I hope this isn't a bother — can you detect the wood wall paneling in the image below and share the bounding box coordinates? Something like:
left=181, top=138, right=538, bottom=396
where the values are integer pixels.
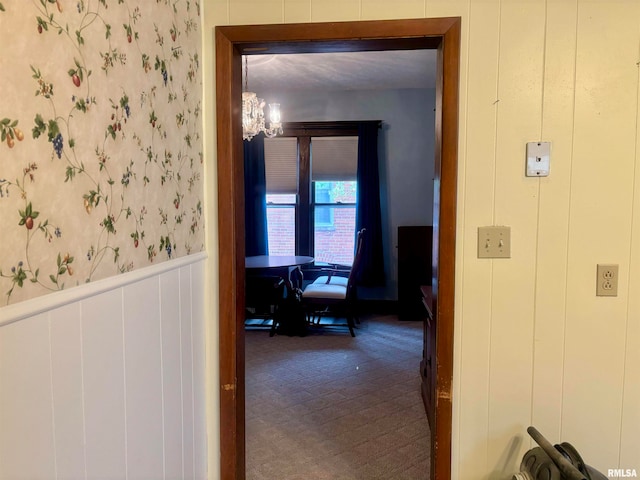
left=455, top=0, right=499, bottom=477
left=425, top=0, right=469, bottom=20
left=361, top=0, right=425, bottom=20
left=284, top=0, right=312, bottom=23
left=562, top=1, right=639, bottom=469
left=311, top=0, right=360, bottom=22
left=620, top=47, right=640, bottom=466
left=486, top=0, right=546, bottom=474
left=621, top=247, right=640, bottom=468
left=207, top=0, right=230, bottom=26
left=530, top=0, right=578, bottom=446
left=230, top=0, right=285, bottom=25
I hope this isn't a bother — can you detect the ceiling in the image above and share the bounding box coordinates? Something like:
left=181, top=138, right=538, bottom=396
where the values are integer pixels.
left=244, top=49, right=437, bottom=93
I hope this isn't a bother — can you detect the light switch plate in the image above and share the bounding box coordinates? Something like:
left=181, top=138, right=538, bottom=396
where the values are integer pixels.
left=478, top=226, right=511, bottom=258
left=526, top=141, right=551, bottom=177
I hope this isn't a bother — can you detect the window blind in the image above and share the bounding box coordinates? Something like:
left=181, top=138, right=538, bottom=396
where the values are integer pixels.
left=311, top=136, right=358, bottom=181
left=264, top=137, right=298, bottom=194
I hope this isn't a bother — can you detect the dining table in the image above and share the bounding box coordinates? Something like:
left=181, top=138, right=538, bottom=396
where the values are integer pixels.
left=245, top=255, right=315, bottom=270
left=245, top=255, right=314, bottom=291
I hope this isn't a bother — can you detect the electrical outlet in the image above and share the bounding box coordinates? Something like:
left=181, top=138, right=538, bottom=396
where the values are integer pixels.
left=596, top=264, right=619, bottom=297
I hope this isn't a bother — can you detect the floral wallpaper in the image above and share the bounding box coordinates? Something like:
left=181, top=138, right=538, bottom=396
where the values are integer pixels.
left=0, top=0, right=203, bottom=305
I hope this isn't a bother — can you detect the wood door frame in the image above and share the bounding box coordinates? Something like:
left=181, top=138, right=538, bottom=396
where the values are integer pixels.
left=215, top=17, right=460, bottom=480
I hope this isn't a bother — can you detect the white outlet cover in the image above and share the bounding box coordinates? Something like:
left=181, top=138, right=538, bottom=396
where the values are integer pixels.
left=526, top=142, right=551, bottom=177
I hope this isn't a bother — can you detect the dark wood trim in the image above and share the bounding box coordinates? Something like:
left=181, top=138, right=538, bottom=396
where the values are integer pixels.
left=215, top=28, right=246, bottom=480
left=215, top=17, right=461, bottom=480
left=217, top=17, right=457, bottom=50
left=281, top=120, right=380, bottom=137
left=297, top=136, right=311, bottom=255
left=430, top=18, right=461, bottom=480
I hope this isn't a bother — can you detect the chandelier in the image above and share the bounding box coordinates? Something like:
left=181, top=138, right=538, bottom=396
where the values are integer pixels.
left=242, top=56, right=283, bottom=141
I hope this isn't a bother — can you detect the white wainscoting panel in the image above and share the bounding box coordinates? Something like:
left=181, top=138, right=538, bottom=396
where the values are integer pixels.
left=0, top=313, right=56, bottom=480
left=0, top=253, right=207, bottom=480
left=180, top=265, right=195, bottom=479
left=124, top=278, right=164, bottom=480
left=50, top=302, right=86, bottom=479
left=191, top=261, right=207, bottom=479
left=161, top=270, right=184, bottom=478
left=83, top=288, right=127, bottom=479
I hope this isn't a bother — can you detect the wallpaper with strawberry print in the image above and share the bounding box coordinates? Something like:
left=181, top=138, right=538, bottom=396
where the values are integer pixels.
left=0, top=0, right=204, bottom=305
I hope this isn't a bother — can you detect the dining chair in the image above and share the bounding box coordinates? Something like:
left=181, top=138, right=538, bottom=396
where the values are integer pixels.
left=245, top=274, right=285, bottom=335
left=300, top=228, right=366, bottom=336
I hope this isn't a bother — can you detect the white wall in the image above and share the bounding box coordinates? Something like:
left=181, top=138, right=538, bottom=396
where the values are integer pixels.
left=204, top=1, right=640, bottom=478
left=264, top=88, right=436, bottom=300
left=0, top=254, right=207, bottom=479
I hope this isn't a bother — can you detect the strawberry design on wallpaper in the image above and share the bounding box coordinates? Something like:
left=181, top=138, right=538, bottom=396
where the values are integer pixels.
left=0, top=167, right=67, bottom=301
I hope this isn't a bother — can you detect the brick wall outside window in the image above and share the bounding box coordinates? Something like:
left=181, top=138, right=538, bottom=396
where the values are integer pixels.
left=267, top=182, right=356, bottom=264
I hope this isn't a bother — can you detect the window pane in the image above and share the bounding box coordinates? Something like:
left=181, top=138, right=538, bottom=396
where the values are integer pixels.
left=266, top=193, right=295, bottom=256
left=313, top=181, right=357, bottom=203
left=314, top=205, right=356, bottom=265
left=312, top=182, right=357, bottom=264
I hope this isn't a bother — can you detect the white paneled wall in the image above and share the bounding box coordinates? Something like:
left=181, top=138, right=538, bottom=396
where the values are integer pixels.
left=0, top=254, right=207, bottom=479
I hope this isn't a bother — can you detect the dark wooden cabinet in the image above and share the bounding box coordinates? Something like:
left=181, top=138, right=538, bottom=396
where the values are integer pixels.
left=397, top=226, right=433, bottom=320
left=397, top=226, right=435, bottom=427
left=420, top=285, right=435, bottom=430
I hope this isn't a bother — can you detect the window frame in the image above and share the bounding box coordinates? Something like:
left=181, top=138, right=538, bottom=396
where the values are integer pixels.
left=267, top=121, right=363, bottom=258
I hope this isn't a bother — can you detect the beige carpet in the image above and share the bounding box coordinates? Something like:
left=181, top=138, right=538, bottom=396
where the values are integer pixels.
left=245, top=315, right=431, bottom=479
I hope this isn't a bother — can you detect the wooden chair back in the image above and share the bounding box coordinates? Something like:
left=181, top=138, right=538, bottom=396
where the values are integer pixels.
left=346, top=228, right=366, bottom=298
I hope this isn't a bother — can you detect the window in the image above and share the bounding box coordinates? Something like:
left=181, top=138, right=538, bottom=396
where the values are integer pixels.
left=264, top=137, right=297, bottom=256
left=264, top=123, right=360, bottom=264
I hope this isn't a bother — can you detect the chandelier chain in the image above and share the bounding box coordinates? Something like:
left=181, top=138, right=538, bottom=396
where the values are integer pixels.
left=244, top=56, right=248, bottom=93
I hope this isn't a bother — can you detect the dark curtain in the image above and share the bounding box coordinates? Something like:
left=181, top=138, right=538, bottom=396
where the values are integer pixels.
left=244, top=133, right=269, bottom=256
left=355, top=122, right=385, bottom=286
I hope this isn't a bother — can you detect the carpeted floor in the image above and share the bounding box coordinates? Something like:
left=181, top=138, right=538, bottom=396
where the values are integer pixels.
left=245, top=314, right=431, bottom=479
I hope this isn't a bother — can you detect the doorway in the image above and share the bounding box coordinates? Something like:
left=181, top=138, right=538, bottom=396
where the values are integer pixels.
left=215, top=17, right=460, bottom=480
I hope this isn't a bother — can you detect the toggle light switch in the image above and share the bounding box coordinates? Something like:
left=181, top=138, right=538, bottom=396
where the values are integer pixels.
left=478, top=226, right=511, bottom=258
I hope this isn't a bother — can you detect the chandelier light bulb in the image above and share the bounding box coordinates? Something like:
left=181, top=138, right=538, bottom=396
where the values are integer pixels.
left=269, top=103, right=281, bottom=124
